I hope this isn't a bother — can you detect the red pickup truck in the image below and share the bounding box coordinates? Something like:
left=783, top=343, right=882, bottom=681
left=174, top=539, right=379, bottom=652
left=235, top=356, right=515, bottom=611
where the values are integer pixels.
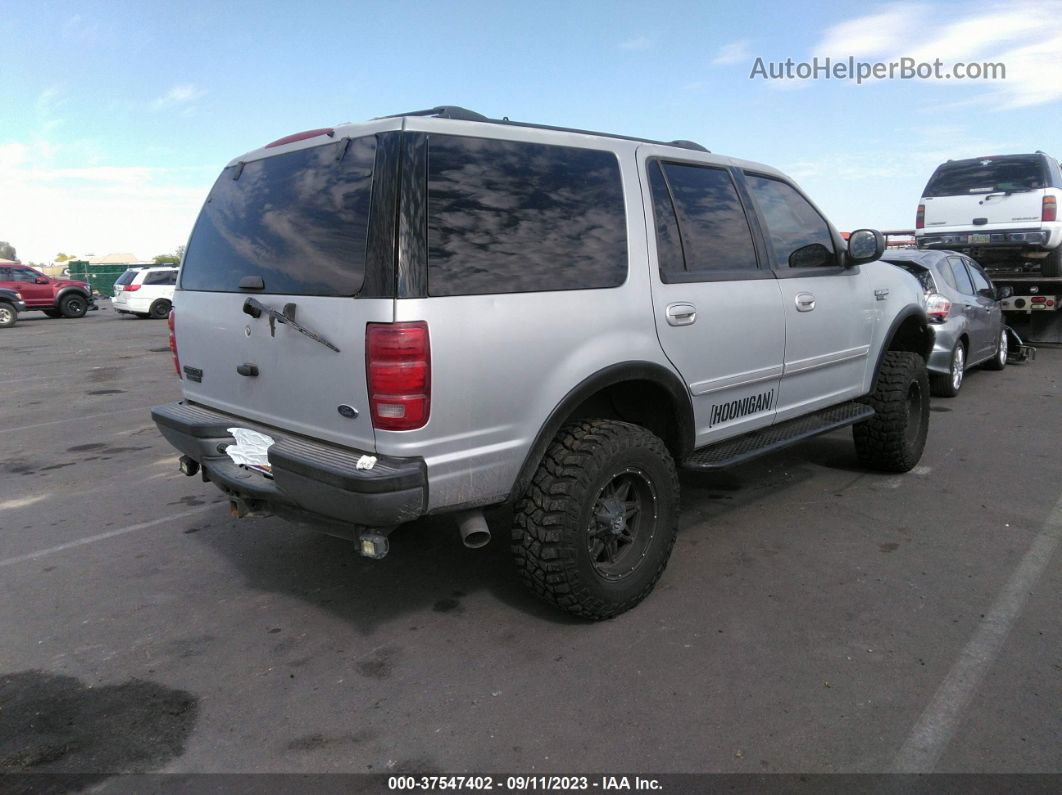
left=0, top=264, right=96, bottom=318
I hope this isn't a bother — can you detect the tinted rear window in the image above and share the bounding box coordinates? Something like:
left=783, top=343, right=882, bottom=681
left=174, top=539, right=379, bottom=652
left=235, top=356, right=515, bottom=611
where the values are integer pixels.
left=426, top=136, right=627, bottom=296
left=115, top=270, right=139, bottom=285
left=923, top=156, right=1046, bottom=196
left=180, top=136, right=377, bottom=295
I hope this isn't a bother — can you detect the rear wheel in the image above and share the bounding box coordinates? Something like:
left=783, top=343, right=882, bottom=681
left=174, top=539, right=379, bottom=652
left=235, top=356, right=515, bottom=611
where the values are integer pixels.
left=853, top=351, right=930, bottom=473
left=148, top=299, right=171, bottom=319
left=930, top=341, right=965, bottom=397
left=0, top=302, right=16, bottom=328
left=982, top=329, right=1008, bottom=371
left=511, top=419, right=680, bottom=620
left=59, top=293, right=88, bottom=318
left=1042, top=247, right=1062, bottom=278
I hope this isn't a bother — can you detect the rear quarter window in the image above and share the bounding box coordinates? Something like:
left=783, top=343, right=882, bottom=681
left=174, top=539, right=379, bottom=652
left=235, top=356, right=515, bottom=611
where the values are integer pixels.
left=425, top=136, right=628, bottom=296
left=142, top=270, right=178, bottom=286
left=180, top=136, right=377, bottom=296
left=115, top=270, right=139, bottom=286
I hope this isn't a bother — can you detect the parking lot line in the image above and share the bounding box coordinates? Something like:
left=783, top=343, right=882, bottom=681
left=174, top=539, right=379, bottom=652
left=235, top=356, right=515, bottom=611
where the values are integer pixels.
left=4, top=406, right=149, bottom=433
left=891, top=491, right=1062, bottom=773
left=0, top=505, right=216, bottom=569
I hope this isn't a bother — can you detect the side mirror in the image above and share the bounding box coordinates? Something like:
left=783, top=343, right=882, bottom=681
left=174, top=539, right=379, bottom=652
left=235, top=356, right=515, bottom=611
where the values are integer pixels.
left=846, top=229, right=885, bottom=265
left=995, top=285, right=1014, bottom=300
left=788, top=243, right=834, bottom=269
left=34, top=277, right=49, bottom=284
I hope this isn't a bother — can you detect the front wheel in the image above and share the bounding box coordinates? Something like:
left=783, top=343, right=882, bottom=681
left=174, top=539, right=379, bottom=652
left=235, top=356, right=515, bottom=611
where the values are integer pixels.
left=511, top=419, right=680, bottom=620
left=59, top=294, right=88, bottom=318
left=43, top=309, right=62, bottom=319
left=0, top=302, right=17, bottom=328
left=982, top=329, right=1008, bottom=371
left=853, top=351, right=930, bottom=473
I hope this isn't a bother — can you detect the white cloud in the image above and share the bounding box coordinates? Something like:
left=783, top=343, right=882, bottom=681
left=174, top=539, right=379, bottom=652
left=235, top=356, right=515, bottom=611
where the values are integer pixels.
left=151, top=83, right=207, bottom=110
left=0, top=138, right=211, bottom=263
left=811, top=1, right=1062, bottom=109
left=712, top=39, right=752, bottom=65
left=620, top=35, right=655, bottom=51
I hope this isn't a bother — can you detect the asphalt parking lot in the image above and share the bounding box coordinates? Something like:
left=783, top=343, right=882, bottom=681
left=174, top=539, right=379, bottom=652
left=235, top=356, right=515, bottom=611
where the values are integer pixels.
left=1, top=303, right=1059, bottom=778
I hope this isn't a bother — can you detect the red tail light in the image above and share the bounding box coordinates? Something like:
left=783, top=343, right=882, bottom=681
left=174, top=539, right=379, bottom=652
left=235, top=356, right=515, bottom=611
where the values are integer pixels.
left=1031, top=296, right=1047, bottom=304
left=124, top=284, right=141, bottom=292
left=168, top=310, right=181, bottom=378
left=1043, top=196, right=1057, bottom=222
left=915, top=204, right=925, bottom=230
left=366, top=322, right=430, bottom=431
left=926, top=293, right=951, bottom=322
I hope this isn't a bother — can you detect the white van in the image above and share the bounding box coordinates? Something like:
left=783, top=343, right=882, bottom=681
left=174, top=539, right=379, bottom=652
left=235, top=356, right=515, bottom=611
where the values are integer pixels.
left=112, top=266, right=178, bottom=318
left=915, top=153, right=1062, bottom=276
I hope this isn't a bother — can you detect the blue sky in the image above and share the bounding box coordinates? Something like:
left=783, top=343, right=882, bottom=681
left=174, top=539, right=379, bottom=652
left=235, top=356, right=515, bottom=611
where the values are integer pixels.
left=2, top=0, right=1060, bottom=263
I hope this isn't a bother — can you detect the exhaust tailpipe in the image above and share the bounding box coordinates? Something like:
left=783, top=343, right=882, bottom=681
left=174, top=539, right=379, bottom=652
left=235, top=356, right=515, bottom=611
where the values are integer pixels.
left=457, top=510, right=491, bottom=549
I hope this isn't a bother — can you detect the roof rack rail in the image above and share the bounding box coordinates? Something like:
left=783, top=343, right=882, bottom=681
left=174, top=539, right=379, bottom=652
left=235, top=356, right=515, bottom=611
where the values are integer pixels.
left=377, top=106, right=709, bottom=153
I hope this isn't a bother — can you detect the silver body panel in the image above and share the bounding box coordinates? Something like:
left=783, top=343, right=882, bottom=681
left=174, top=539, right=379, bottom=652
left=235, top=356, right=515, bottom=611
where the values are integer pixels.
left=172, top=114, right=926, bottom=521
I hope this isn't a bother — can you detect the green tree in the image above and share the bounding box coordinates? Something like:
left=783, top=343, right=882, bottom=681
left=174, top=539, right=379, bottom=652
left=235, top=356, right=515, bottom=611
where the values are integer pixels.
left=0, top=241, right=16, bottom=261
left=154, top=245, right=185, bottom=265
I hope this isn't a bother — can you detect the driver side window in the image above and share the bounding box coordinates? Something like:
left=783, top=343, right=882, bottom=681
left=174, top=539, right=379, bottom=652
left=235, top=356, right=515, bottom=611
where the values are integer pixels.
left=12, top=269, right=37, bottom=283
left=745, top=174, right=836, bottom=268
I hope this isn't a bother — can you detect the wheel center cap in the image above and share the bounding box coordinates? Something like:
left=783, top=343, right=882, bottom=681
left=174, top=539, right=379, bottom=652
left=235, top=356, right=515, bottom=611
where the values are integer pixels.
left=600, top=497, right=626, bottom=535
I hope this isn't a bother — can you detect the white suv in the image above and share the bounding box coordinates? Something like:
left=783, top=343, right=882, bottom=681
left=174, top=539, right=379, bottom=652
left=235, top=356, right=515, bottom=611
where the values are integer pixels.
left=916, top=152, right=1062, bottom=276
left=113, top=266, right=178, bottom=318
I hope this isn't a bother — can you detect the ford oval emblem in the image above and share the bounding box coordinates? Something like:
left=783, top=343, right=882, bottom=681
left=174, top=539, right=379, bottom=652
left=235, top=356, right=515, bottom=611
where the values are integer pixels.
left=337, top=404, right=359, bottom=419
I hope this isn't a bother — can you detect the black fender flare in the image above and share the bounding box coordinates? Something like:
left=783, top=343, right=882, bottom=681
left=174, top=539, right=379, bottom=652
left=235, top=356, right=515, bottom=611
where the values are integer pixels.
left=507, top=361, right=694, bottom=503
left=870, top=305, right=933, bottom=392
left=55, top=286, right=91, bottom=306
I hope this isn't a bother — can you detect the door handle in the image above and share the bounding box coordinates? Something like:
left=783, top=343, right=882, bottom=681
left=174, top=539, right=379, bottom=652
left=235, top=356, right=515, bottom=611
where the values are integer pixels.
left=665, top=303, right=697, bottom=326
left=795, top=292, right=816, bottom=312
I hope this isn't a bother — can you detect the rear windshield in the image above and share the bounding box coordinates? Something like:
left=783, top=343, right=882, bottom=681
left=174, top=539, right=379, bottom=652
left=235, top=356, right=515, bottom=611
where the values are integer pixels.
left=115, top=270, right=139, bottom=286
left=884, top=260, right=935, bottom=293
left=180, top=136, right=377, bottom=295
left=923, top=156, right=1046, bottom=197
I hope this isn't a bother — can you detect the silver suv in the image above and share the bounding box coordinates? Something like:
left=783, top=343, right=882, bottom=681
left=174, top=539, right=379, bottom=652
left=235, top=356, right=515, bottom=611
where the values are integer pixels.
left=153, top=106, right=932, bottom=619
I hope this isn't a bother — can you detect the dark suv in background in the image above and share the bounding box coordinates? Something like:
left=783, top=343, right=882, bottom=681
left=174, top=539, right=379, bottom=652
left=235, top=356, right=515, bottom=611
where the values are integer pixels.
left=0, top=264, right=96, bottom=318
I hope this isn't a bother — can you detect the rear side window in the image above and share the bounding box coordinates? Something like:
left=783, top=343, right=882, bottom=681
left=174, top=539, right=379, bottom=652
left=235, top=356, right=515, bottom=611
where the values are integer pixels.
left=948, top=257, right=975, bottom=294
left=923, top=156, right=1047, bottom=196
left=115, top=270, right=139, bottom=286
left=649, top=161, right=758, bottom=277
left=745, top=175, right=836, bottom=269
left=426, top=136, right=627, bottom=296
left=181, top=136, right=377, bottom=295
left=935, top=259, right=957, bottom=289
left=143, top=270, right=178, bottom=286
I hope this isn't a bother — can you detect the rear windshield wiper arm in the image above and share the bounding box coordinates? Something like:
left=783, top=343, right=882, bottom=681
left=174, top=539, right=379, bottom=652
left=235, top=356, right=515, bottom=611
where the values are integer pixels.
left=242, top=297, right=340, bottom=353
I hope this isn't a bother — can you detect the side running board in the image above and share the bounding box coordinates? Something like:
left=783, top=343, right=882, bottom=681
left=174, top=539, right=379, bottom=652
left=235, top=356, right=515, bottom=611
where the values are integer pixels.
left=683, top=401, right=875, bottom=471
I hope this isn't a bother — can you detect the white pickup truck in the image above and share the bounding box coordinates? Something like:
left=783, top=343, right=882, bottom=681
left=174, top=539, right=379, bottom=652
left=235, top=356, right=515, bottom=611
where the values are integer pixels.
left=916, top=152, right=1062, bottom=342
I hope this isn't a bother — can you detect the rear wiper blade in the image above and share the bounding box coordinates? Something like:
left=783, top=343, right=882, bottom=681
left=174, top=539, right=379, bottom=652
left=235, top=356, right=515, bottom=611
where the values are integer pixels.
left=242, top=297, right=340, bottom=353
